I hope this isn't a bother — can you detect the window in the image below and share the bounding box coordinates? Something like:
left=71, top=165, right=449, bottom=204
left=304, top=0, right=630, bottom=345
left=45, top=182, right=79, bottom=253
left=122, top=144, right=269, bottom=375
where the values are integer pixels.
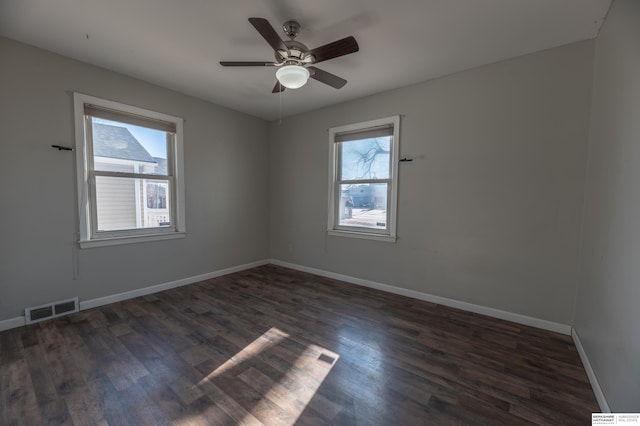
left=146, top=182, right=167, bottom=209
left=328, top=115, right=400, bottom=242
left=74, top=93, right=186, bottom=247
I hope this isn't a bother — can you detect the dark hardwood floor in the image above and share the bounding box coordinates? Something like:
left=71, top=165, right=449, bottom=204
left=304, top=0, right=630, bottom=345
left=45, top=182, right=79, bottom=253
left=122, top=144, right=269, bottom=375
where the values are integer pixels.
left=1, top=264, right=598, bottom=425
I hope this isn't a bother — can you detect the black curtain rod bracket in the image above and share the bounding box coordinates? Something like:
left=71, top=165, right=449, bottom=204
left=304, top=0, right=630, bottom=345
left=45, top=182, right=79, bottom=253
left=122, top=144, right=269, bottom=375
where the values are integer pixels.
left=52, top=145, right=74, bottom=151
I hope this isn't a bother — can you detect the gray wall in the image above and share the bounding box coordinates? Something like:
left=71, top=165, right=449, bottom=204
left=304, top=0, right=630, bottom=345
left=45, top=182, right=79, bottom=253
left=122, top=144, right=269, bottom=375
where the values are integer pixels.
left=0, top=37, right=270, bottom=322
left=269, top=41, right=594, bottom=325
left=575, top=0, right=640, bottom=412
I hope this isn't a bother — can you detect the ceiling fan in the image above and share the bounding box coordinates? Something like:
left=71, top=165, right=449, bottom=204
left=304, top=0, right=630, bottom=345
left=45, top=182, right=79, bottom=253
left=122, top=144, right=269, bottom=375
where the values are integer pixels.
left=220, top=18, right=359, bottom=93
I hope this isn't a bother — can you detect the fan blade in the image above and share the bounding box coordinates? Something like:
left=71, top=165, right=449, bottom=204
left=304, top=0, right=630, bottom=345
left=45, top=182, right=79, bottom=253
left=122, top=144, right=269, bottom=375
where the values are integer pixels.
left=220, top=61, right=279, bottom=67
left=308, top=66, right=347, bottom=89
left=249, top=18, right=288, bottom=53
left=272, top=81, right=286, bottom=93
left=307, top=36, right=359, bottom=64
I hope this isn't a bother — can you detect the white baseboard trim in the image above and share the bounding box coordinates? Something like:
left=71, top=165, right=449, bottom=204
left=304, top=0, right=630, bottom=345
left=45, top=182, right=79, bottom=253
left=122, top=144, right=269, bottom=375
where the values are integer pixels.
left=80, top=259, right=270, bottom=311
left=0, top=316, right=27, bottom=332
left=0, top=259, right=270, bottom=332
left=270, top=259, right=572, bottom=335
left=571, top=328, right=610, bottom=413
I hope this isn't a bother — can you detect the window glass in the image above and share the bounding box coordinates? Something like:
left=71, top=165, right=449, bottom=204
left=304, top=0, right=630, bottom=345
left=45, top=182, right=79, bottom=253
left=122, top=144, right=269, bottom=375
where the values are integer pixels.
left=92, top=118, right=169, bottom=176
left=340, top=137, right=390, bottom=180
left=94, top=176, right=172, bottom=231
left=338, top=183, right=388, bottom=229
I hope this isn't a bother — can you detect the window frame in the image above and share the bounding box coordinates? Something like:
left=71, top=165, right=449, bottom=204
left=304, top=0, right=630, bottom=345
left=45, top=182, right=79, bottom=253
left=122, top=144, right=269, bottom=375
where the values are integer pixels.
left=327, top=115, right=400, bottom=242
left=74, top=93, right=186, bottom=248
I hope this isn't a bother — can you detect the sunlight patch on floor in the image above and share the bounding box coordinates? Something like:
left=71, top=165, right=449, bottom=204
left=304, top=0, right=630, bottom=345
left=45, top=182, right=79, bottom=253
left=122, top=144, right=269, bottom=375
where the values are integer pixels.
left=191, top=326, right=339, bottom=424
left=245, top=341, right=340, bottom=424
left=199, top=327, right=289, bottom=382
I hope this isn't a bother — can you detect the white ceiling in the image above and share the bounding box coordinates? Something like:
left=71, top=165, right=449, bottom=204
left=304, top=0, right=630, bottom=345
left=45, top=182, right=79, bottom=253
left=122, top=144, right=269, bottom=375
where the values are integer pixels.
left=0, top=0, right=611, bottom=121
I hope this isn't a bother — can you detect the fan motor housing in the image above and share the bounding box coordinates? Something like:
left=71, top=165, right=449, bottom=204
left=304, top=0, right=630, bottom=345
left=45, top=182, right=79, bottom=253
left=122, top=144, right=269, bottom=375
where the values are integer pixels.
left=275, top=40, right=312, bottom=63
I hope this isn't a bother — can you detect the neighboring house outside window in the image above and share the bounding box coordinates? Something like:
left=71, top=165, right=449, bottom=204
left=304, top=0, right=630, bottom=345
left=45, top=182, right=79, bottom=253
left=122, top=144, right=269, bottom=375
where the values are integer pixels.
left=327, top=115, right=400, bottom=242
left=74, top=93, right=185, bottom=247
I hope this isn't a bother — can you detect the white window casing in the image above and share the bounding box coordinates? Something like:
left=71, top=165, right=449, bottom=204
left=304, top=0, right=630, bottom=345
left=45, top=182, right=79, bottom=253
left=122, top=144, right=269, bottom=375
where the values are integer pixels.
left=327, top=115, right=400, bottom=242
left=74, top=93, right=186, bottom=248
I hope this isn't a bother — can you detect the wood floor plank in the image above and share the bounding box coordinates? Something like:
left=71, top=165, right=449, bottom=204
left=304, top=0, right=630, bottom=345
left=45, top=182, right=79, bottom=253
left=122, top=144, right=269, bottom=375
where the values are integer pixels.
left=2, top=347, right=42, bottom=425
left=0, top=264, right=599, bottom=425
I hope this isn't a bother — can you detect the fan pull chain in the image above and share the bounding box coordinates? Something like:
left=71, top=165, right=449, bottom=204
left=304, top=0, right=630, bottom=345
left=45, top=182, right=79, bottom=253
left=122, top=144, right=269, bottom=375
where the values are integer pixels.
left=279, top=82, right=283, bottom=125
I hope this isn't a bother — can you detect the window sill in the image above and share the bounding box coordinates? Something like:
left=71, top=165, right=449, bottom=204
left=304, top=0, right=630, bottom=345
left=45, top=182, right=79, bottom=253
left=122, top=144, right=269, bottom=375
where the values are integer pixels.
left=327, top=229, right=397, bottom=243
left=79, top=231, right=186, bottom=248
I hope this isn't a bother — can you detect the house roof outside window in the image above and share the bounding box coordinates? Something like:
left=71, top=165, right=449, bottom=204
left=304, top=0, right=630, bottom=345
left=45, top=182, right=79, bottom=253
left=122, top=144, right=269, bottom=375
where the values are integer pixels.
left=93, top=123, right=156, bottom=163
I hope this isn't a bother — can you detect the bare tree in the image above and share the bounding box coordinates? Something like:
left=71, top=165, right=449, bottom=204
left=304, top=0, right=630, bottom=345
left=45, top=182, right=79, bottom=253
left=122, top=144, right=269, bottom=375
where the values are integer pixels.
left=353, top=138, right=390, bottom=179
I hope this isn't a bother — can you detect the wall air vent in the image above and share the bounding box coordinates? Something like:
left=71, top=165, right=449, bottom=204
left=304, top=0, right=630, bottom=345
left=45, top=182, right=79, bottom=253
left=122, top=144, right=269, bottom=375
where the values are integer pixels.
left=25, top=297, right=79, bottom=324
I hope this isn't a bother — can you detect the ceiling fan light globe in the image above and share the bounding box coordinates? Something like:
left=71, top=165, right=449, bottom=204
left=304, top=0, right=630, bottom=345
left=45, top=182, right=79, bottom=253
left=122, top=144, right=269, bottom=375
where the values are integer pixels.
left=276, top=65, right=309, bottom=89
